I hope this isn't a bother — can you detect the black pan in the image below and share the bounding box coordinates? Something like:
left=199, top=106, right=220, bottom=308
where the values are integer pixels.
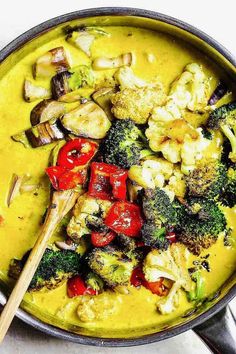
left=0, top=7, right=235, bottom=353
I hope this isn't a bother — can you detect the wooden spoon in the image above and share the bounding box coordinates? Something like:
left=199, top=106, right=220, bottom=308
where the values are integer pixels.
left=0, top=189, right=81, bottom=343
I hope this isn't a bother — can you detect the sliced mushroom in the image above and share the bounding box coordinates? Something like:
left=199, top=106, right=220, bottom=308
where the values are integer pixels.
left=23, top=79, right=51, bottom=102
left=92, top=87, right=116, bottom=120
left=33, top=47, right=70, bottom=79
left=25, top=119, right=65, bottom=147
left=30, top=99, right=66, bottom=126
left=92, top=53, right=132, bottom=70
left=55, top=241, right=77, bottom=251
left=61, top=101, right=111, bottom=139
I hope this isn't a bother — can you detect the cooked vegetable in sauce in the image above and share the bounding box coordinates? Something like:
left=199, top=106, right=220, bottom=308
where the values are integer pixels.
left=0, top=24, right=235, bottom=337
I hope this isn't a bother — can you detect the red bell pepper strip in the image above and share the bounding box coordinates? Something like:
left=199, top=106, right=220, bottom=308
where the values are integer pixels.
left=91, top=230, right=116, bottom=247
left=130, top=267, right=148, bottom=287
left=88, top=162, right=127, bottom=201
left=104, top=201, right=143, bottom=237
left=67, top=275, right=97, bottom=298
left=166, top=231, right=177, bottom=244
left=131, top=267, right=168, bottom=296
left=57, top=138, right=98, bottom=169
left=110, top=169, right=128, bottom=200
left=146, top=278, right=168, bottom=296
left=46, top=165, right=87, bottom=190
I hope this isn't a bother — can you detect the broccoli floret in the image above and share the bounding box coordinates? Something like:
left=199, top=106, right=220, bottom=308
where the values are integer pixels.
left=88, top=247, right=136, bottom=287
left=142, top=188, right=177, bottom=226
left=207, top=101, right=236, bottom=162
left=187, top=268, right=205, bottom=301
left=176, top=197, right=227, bottom=255
left=103, top=119, right=152, bottom=169
left=111, top=86, right=166, bottom=125
left=115, top=233, right=136, bottom=251
left=85, top=272, right=104, bottom=292
left=220, top=167, right=236, bottom=207
left=141, top=188, right=177, bottom=250
left=185, top=161, right=227, bottom=198
left=141, top=223, right=169, bottom=250
left=8, top=248, right=81, bottom=291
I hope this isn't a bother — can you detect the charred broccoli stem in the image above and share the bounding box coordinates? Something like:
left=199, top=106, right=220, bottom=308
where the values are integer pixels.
left=102, top=119, right=152, bottom=169
left=88, top=246, right=136, bottom=287
left=175, top=197, right=227, bottom=255
left=185, top=161, right=227, bottom=198
left=8, top=248, right=81, bottom=291
left=207, top=102, right=236, bottom=162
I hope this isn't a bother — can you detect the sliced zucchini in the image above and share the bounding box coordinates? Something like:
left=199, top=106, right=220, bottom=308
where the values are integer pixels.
left=33, top=47, right=70, bottom=79
left=30, top=99, right=66, bottom=126
left=61, top=101, right=111, bottom=139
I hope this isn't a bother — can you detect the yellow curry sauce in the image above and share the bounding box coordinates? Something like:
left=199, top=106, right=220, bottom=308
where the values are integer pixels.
left=0, top=26, right=235, bottom=337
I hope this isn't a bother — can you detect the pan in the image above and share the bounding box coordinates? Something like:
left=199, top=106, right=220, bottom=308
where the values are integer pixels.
left=0, top=7, right=235, bottom=353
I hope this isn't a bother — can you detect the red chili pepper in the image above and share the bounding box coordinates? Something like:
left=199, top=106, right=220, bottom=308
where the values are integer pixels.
left=130, top=267, right=148, bottom=287
left=130, top=268, right=168, bottom=296
left=166, top=231, right=177, bottom=244
left=110, top=169, right=128, bottom=200
left=88, top=162, right=127, bottom=201
left=104, top=201, right=143, bottom=237
left=67, top=275, right=97, bottom=298
left=46, top=166, right=87, bottom=190
left=57, top=139, right=98, bottom=169
left=91, top=230, right=116, bottom=247
left=146, top=278, right=168, bottom=296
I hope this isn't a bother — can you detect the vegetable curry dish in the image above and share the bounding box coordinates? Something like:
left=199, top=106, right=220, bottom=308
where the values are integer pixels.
left=0, top=24, right=235, bottom=337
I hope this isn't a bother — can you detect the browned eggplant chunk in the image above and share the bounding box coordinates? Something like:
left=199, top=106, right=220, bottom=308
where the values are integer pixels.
left=30, top=99, right=66, bottom=126
left=25, top=120, right=65, bottom=147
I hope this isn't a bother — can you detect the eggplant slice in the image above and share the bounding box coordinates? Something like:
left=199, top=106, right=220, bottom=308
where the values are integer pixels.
left=33, top=46, right=70, bottom=79
left=61, top=101, right=111, bottom=139
left=23, top=79, right=51, bottom=102
left=30, top=99, right=66, bottom=126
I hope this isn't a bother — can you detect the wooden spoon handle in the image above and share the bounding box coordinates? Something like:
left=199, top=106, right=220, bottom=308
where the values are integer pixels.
left=0, top=189, right=79, bottom=343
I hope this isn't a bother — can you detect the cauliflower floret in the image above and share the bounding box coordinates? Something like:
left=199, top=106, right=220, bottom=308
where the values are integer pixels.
left=166, top=166, right=186, bottom=198
left=143, top=244, right=193, bottom=314
left=67, top=193, right=112, bottom=242
left=111, top=85, right=166, bottom=124
left=180, top=129, right=211, bottom=175
left=114, top=66, right=147, bottom=89
left=168, top=62, right=210, bottom=112
left=128, top=157, right=173, bottom=189
left=77, top=293, right=120, bottom=322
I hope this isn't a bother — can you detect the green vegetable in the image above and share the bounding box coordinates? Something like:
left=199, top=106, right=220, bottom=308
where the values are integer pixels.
left=88, top=247, right=136, bottom=287
left=187, top=270, right=205, bottom=301
left=220, top=167, right=236, bottom=207
left=185, top=161, right=227, bottom=198
left=103, top=119, right=152, bottom=169
left=176, top=197, right=227, bottom=255
left=207, top=101, right=236, bottom=162
left=68, top=65, right=94, bottom=91
left=85, top=272, right=104, bottom=292
left=8, top=248, right=81, bottom=291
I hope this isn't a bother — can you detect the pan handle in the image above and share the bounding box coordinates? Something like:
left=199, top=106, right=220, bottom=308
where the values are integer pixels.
left=193, top=306, right=236, bottom=354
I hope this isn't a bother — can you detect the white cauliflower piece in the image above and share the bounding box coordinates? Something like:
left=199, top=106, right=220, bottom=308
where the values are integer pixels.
left=143, top=244, right=193, bottom=314
left=114, top=66, right=147, bottom=89
left=128, top=157, right=173, bottom=189
left=67, top=193, right=112, bottom=242
left=77, top=293, right=120, bottom=322
left=166, top=166, right=186, bottom=198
